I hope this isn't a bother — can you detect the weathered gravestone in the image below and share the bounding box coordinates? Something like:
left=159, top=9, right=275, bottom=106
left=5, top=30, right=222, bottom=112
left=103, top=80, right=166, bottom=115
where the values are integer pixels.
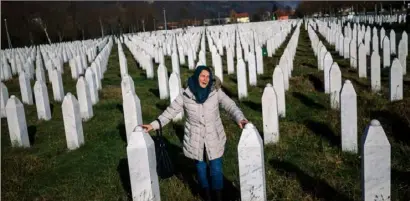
left=76, top=77, right=94, bottom=121
left=121, top=74, right=136, bottom=101
left=401, top=31, right=408, bottom=56
left=127, top=126, right=161, bottom=201
left=256, top=46, right=264, bottom=75
left=361, top=119, right=390, bottom=201
left=85, top=68, right=99, bottom=105
left=398, top=39, right=407, bottom=75
left=19, top=72, right=34, bottom=105
left=157, top=64, right=169, bottom=100
left=215, top=54, right=223, bottom=83
left=344, top=37, right=351, bottom=59
left=365, top=28, right=371, bottom=55
left=237, top=59, right=248, bottom=100
left=380, top=27, right=385, bottom=49
left=146, top=56, right=154, bottom=79
left=34, top=80, right=51, bottom=121
left=358, top=43, right=367, bottom=78
left=6, top=95, right=30, bottom=147
left=329, top=62, right=342, bottom=110
left=350, top=39, right=358, bottom=69
left=123, top=91, right=143, bottom=142
left=340, top=80, right=357, bottom=153
left=227, top=48, right=234, bottom=75
left=390, top=30, right=396, bottom=55
left=62, top=93, right=84, bottom=150
left=51, top=68, right=64, bottom=102
left=339, top=35, right=344, bottom=56
left=371, top=51, right=381, bottom=92
left=169, top=72, right=183, bottom=121
left=91, top=63, right=102, bottom=91
left=187, top=47, right=195, bottom=70
left=35, top=65, right=46, bottom=82
left=171, top=51, right=180, bottom=75
left=262, top=83, right=279, bottom=144
left=1, top=82, right=9, bottom=118
left=323, top=52, right=333, bottom=94
left=272, top=67, right=286, bottom=118
left=248, top=52, right=257, bottom=86
left=238, top=123, right=267, bottom=201
left=372, top=34, right=379, bottom=54
left=179, top=47, right=186, bottom=65
left=389, top=58, right=403, bottom=101
left=383, top=36, right=391, bottom=68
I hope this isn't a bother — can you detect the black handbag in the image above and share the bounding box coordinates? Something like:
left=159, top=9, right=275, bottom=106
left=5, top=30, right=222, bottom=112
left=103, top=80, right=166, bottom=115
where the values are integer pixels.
left=153, top=119, right=174, bottom=179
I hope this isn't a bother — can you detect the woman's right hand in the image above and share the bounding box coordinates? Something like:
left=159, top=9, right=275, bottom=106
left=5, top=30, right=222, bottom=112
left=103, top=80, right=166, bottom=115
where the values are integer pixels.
left=141, top=124, right=154, bottom=133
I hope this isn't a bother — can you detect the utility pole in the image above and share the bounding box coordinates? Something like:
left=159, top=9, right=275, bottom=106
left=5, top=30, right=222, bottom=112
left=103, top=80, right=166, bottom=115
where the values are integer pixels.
left=142, top=19, right=145, bottom=32
left=4, top=19, right=12, bottom=49
left=99, top=17, right=104, bottom=37
left=163, top=8, right=167, bottom=31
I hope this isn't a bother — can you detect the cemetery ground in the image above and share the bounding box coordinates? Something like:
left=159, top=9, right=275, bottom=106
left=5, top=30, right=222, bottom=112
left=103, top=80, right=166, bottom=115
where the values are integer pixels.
left=2, top=24, right=410, bottom=201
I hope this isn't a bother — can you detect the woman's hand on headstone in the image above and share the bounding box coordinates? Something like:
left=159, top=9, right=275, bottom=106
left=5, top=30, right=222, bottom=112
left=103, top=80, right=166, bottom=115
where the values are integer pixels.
left=141, top=124, right=153, bottom=133
left=238, top=119, right=249, bottom=129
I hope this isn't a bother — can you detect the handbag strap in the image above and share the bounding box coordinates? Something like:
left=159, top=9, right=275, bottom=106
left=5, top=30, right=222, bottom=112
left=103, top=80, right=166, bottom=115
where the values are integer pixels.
left=155, top=119, right=163, bottom=137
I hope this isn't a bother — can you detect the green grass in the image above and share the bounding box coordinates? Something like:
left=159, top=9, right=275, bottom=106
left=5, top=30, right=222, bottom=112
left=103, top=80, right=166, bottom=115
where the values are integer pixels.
left=2, top=23, right=409, bottom=201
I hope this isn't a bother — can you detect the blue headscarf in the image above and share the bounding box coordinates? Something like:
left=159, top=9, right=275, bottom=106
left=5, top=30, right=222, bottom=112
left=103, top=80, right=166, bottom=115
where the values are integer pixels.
left=187, top=65, right=213, bottom=104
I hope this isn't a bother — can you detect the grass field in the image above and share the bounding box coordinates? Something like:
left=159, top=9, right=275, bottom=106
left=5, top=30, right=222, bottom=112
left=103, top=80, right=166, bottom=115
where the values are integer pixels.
left=2, top=22, right=409, bottom=201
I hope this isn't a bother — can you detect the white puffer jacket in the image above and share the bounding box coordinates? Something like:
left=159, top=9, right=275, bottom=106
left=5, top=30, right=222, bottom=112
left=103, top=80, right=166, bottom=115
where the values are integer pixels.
left=150, top=78, right=246, bottom=161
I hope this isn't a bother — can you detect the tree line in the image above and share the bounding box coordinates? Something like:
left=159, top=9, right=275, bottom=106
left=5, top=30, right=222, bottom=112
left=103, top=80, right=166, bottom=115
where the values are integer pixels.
left=1, top=1, right=160, bottom=49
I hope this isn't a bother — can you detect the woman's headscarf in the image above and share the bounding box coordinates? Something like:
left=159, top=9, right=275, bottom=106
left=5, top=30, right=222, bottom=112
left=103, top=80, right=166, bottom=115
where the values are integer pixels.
left=187, top=65, right=213, bottom=104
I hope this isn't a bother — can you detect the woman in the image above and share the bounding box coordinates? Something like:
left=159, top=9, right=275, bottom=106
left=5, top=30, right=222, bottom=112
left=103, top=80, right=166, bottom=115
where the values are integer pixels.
left=141, top=65, right=248, bottom=201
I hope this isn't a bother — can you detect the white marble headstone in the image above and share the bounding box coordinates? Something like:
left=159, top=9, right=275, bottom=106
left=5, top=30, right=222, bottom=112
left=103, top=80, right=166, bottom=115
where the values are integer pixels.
left=34, top=80, right=51, bottom=121
left=361, top=119, right=390, bottom=201
left=227, top=48, right=234, bottom=75
left=340, top=80, right=357, bottom=153
left=390, top=30, right=396, bottom=55
left=18, top=72, right=34, bottom=105
left=371, top=51, right=381, bottom=92
left=214, top=54, right=223, bottom=83
left=51, top=68, right=64, bottom=102
left=171, top=51, right=180, bottom=75
left=372, top=34, right=379, bottom=54
left=247, top=52, right=257, bottom=86
left=256, top=46, right=264, bottom=75
left=329, top=62, right=342, bottom=110
left=5, top=95, right=30, bottom=147
left=127, top=126, right=161, bottom=201
left=123, top=91, right=143, bottom=142
left=382, top=36, right=391, bottom=68
left=76, top=77, right=94, bottom=121
left=85, top=68, right=99, bottom=105
left=157, top=64, right=169, bottom=100
left=323, top=52, right=333, bottom=94
left=237, top=59, right=248, bottom=100
left=238, top=123, right=267, bottom=201
left=62, top=93, right=84, bottom=150
left=169, top=72, right=183, bottom=121
left=398, top=39, right=407, bottom=75
left=358, top=43, right=367, bottom=78
left=272, top=67, right=286, bottom=118
left=389, top=58, right=403, bottom=101
left=262, top=83, right=279, bottom=144
left=1, top=82, right=9, bottom=118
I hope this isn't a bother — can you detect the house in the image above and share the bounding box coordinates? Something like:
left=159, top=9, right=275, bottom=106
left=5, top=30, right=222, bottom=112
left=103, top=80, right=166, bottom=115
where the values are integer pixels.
left=236, top=12, right=250, bottom=23
left=274, top=9, right=294, bottom=20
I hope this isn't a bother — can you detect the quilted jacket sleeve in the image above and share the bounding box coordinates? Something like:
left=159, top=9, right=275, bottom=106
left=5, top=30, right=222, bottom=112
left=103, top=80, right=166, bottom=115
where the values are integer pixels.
left=217, top=89, right=246, bottom=123
left=150, top=92, right=184, bottom=131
